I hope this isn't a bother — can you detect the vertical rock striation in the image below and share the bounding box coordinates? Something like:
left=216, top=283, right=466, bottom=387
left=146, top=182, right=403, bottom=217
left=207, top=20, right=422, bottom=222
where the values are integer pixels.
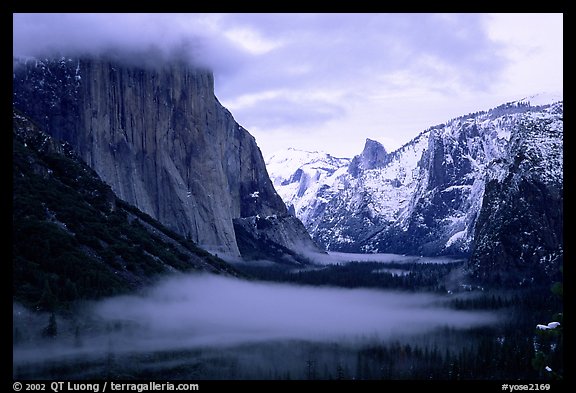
left=13, top=56, right=319, bottom=259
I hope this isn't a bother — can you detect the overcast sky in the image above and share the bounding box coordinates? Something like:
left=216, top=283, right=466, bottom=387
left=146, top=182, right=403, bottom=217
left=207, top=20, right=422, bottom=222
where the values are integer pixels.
left=13, top=13, right=563, bottom=158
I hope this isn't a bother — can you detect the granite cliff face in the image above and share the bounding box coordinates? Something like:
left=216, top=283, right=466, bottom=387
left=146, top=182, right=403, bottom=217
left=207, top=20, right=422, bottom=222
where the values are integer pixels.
left=13, top=109, right=240, bottom=309
left=348, top=138, right=389, bottom=178
left=468, top=105, right=563, bottom=285
left=13, top=56, right=319, bottom=260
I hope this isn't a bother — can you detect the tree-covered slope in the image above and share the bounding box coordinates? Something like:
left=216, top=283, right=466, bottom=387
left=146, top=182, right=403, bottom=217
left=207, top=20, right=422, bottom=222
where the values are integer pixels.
left=13, top=109, right=240, bottom=312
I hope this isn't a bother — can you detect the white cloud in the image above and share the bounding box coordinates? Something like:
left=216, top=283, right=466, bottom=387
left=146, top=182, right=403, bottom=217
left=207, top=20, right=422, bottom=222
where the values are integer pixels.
left=223, top=27, right=284, bottom=55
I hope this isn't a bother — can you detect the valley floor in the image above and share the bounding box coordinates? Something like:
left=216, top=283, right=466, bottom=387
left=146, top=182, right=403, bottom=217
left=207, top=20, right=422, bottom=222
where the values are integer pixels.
left=13, top=254, right=562, bottom=380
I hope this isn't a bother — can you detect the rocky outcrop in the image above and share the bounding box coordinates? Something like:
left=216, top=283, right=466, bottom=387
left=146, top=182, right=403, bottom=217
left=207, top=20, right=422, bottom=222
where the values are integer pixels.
left=13, top=56, right=320, bottom=260
left=468, top=105, right=563, bottom=285
left=375, top=112, right=511, bottom=256
left=348, top=138, right=388, bottom=178
left=233, top=214, right=319, bottom=264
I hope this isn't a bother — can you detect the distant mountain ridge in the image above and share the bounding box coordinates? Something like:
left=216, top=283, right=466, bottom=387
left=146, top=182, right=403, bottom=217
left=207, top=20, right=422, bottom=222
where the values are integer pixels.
left=267, top=97, right=563, bottom=283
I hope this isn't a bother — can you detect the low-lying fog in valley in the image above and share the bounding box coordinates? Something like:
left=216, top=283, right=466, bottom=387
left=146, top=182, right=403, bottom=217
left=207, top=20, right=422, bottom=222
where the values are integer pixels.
left=19, top=274, right=496, bottom=358
left=14, top=252, right=504, bottom=379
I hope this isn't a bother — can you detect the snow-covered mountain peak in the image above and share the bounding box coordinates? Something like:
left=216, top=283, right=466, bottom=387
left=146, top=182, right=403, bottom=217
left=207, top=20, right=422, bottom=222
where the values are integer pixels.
left=265, top=148, right=350, bottom=187
left=266, top=99, right=562, bottom=264
left=348, top=138, right=389, bottom=177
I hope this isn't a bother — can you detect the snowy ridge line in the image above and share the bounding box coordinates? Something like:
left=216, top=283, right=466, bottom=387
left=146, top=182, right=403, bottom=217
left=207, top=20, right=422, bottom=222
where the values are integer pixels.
left=267, top=99, right=562, bottom=257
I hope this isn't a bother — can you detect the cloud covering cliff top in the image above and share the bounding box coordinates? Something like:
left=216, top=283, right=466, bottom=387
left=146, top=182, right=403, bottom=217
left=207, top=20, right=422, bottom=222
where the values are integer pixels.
left=13, top=13, right=563, bottom=157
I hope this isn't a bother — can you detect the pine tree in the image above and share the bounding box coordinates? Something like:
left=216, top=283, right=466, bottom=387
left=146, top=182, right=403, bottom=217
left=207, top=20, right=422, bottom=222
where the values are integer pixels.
left=42, top=312, right=57, bottom=338
left=336, top=363, right=345, bottom=380
left=306, top=358, right=316, bottom=380
left=74, top=325, right=82, bottom=347
left=37, top=279, right=58, bottom=311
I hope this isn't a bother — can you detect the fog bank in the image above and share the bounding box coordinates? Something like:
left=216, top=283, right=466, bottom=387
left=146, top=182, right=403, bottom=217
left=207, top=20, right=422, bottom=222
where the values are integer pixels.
left=14, top=274, right=497, bottom=365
